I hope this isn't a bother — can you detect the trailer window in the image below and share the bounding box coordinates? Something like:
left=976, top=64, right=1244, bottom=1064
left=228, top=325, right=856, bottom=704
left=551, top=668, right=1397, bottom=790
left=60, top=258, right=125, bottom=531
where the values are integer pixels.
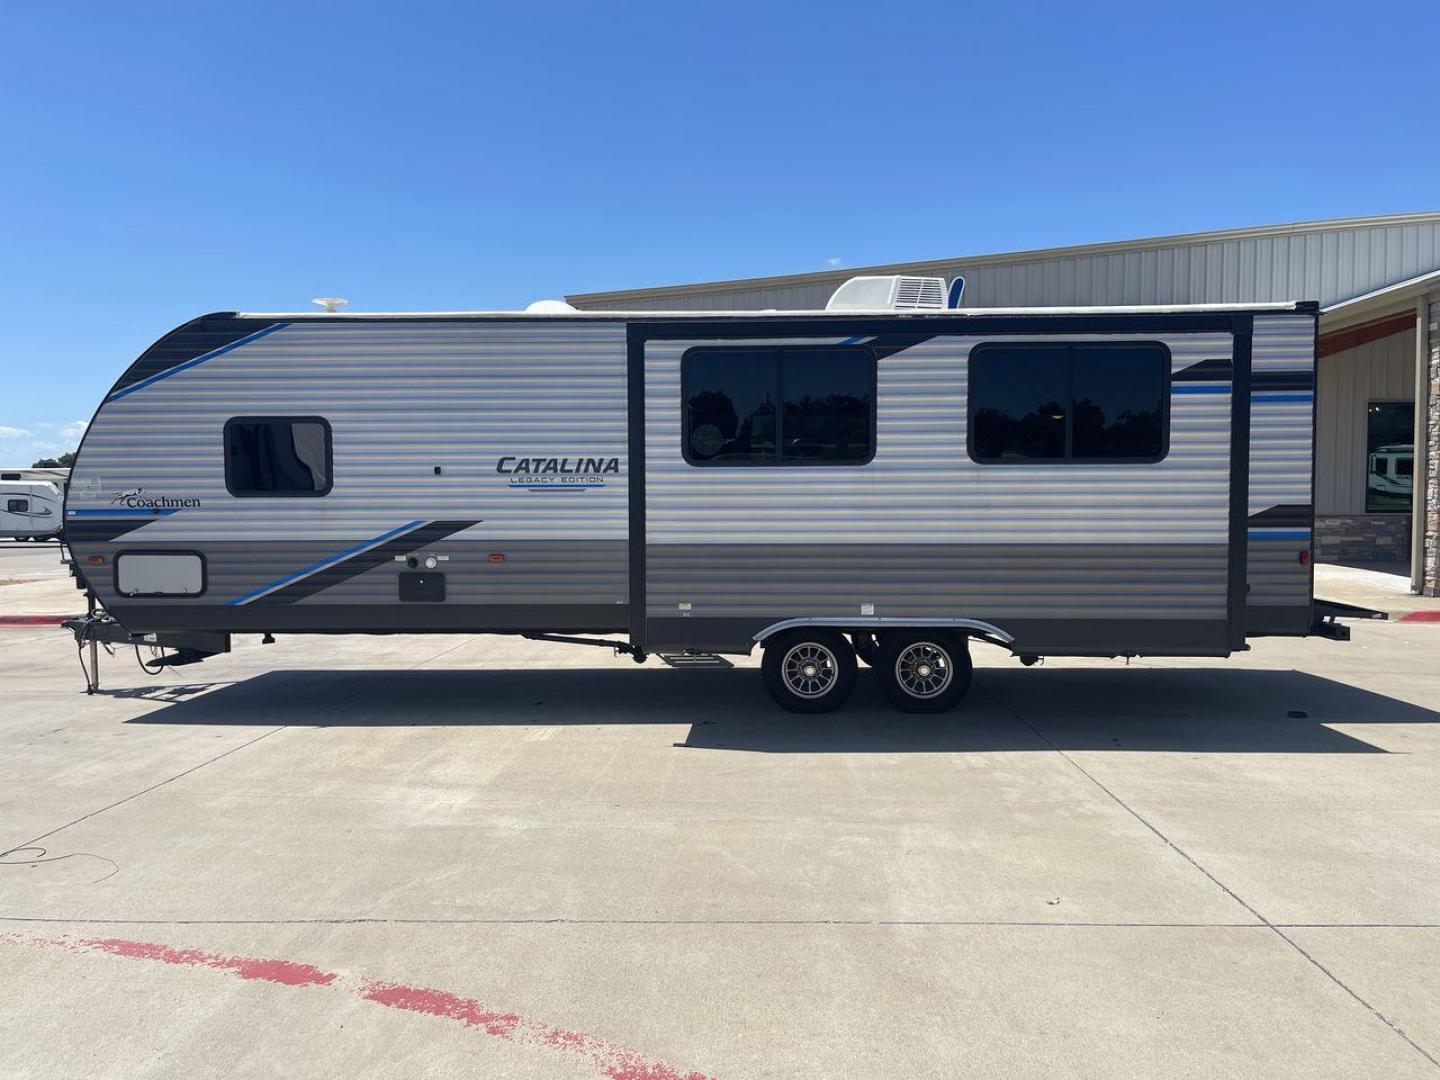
left=682, top=346, right=875, bottom=466
left=968, top=342, right=1168, bottom=463
left=224, top=417, right=333, bottom=496
left=7, top=498, right=29, bottom=513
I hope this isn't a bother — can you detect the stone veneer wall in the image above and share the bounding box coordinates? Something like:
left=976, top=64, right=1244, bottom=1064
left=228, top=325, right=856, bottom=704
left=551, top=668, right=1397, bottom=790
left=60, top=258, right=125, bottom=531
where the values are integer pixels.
left=1425, top=299, right=1440, bottom=595
left=1314, top=514, right=1412, bottom=564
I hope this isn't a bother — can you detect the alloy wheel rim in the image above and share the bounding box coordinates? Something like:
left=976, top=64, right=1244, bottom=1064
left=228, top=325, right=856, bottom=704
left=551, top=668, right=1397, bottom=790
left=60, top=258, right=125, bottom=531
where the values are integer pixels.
left=782, top=642, right=839, bottom=698
left=895, top=641, right=953, bottom=699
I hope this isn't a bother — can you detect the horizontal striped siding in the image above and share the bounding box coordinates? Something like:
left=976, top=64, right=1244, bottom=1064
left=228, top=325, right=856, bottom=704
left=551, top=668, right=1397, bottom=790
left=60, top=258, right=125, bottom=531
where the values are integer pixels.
left=78, top=540, right=627, bottom=609
left=646, top=332, right=1233, bottom=545
left=647, top=544, right=1228, bottom=620
left=1247, top=542, right=1309, bottom=608
left=1246, top=313, right=1316, bottom=627
left=70, top=322, right=630, bottom=544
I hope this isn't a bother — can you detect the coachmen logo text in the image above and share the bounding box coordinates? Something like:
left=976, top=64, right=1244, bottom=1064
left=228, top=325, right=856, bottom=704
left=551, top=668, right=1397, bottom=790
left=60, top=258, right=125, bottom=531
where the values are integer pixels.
left=496, top=456, right=619, bottom=489
left=110, top=487, right=202, bottom=509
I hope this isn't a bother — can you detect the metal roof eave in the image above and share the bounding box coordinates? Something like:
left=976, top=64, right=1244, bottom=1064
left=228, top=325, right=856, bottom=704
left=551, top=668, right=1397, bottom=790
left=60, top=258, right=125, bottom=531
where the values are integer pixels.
left=1320, top=267, right=1440, bottom=331
left=565, top=210, right=1440, bottom=306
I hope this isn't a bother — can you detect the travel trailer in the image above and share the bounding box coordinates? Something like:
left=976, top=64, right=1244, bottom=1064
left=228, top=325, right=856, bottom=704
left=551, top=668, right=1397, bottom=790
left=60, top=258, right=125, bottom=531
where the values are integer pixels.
left=62, top=280, right=1346, bottom=710
left=1, top=480, right=63, bottom=540
left=0, top=467, right=71, bottom=487
left=1367, top=443, right=1414, bottom=504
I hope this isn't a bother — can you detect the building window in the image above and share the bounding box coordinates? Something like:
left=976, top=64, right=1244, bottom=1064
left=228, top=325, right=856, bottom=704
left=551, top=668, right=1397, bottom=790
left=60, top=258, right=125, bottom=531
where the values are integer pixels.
left=968, top=342, right=1169, bottom=463
left=682, top=346, right=875, bottom=466
left=1366, top=402, right=1414, bottom=512
left=224, top=417, right=332, bottom=497
left=6, top=498, right=29, bottom=513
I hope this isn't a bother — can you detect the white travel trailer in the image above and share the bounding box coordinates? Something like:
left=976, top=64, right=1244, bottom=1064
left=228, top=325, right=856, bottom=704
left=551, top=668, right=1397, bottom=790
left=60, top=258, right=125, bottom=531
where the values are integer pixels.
left=1, top=480, right=63, bottom=540
left=62, top=284, right=1353, bottom=710
left=0, top=467, right=71, bottom=487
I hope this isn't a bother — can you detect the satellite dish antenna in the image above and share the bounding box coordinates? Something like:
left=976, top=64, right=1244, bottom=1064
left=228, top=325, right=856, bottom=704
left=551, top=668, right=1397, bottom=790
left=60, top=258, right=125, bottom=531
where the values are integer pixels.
left=312, top=297, right=348, bottom=313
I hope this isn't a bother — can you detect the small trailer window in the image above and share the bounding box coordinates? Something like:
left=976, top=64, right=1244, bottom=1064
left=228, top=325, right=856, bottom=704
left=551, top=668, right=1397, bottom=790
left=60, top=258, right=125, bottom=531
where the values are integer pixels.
left=224, top=417, right=333, bottom=496
left=7, top=498, right=29, bottom=513
left=683, top=346, right=875, bottom=466
left=968, top=342, right=1168, bottom=464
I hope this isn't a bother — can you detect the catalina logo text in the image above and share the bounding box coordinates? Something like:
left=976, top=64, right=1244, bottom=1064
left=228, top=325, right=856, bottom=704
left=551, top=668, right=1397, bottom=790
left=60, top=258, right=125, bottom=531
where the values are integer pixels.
left=496, top=456, right=620, bottom=489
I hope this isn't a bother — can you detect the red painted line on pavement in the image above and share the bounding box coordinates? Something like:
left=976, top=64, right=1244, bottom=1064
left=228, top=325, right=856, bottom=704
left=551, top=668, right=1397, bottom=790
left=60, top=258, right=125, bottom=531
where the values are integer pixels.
left=1, top=933, right=714, bottom=1080
left=0, top=614, right=76, bottom=626
left=359, top=978, right=711, bottom=1080
left=1398, top=610, right=1440, bottom=623
left=7, top=933, right=336, bottom=986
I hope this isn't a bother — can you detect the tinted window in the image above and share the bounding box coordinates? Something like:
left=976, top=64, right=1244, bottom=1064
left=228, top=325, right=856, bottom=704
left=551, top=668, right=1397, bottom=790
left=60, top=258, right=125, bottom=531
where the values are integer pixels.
left=683, top=347, right=875, bottom=466
left=1366, top=402, right=1413, bottom=512
left=782, top=349, right=873, bottom=462
left=969, top=345, right=1069, bottom=461
left=1072, top=345, right=1166, bottom=460
left=6, top=498, right=28, bottom=513
left=969, top=342, right=1168, bottom=463
left=225, top=417, right=332, bottom=496
left=684, top=349, right=778, bottom=464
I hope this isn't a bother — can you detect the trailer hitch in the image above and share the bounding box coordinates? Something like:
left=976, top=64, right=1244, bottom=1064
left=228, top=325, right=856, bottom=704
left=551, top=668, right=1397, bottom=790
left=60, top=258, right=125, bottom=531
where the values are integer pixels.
left=1311, top=598, right=1389, bottom=642
left=63, top=605, right=230, bottom=693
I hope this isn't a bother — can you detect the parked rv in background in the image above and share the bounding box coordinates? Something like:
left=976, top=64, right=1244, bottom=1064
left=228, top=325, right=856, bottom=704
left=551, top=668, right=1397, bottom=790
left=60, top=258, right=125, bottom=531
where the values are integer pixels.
left=1, top=480, right=63, bottom=540
left=1, top=467, right=71, bottom=488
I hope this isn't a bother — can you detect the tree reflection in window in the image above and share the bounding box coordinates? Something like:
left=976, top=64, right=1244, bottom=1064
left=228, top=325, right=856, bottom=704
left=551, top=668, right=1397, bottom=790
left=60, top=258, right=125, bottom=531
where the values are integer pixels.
left=683, top=347, right=873, bottom=465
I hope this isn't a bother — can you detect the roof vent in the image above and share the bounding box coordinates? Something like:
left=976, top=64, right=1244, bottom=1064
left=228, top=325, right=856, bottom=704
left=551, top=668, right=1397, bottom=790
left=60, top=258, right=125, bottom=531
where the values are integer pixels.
left=825, top=275, right=947, bottom=311
left=312, top=297, right=348, bottom=313
left=524, top=299, right=579, bottom=314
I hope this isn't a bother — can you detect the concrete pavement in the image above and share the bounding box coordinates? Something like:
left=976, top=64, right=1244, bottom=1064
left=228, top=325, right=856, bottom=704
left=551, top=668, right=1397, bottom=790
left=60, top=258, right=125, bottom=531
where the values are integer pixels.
left=2, top=547, right=1438, bottom=1078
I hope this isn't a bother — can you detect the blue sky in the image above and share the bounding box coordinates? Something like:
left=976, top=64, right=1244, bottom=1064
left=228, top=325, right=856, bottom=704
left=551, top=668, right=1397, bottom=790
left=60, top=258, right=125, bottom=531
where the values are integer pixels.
left=2, top=1, right=1438, bottom=465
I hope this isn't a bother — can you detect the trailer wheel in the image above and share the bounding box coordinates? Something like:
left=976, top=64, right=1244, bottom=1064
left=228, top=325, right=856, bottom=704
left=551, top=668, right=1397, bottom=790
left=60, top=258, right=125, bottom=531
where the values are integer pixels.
left=762, top=630, right=856, bottom=713
left=877, top=631, right=972, bottom=713
left=851, top=632, right=879, bottom=667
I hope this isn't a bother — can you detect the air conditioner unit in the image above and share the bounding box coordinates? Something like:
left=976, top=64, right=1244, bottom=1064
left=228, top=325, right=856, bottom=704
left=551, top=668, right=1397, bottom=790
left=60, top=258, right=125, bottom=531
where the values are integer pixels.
left=825, top=275, right=947, bottom=311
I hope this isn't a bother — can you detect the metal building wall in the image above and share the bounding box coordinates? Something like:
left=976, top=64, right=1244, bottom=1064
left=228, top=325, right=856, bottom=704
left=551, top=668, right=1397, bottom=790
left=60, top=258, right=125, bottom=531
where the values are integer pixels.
left=1316, top=328, right=1417, bottom=514
left=569, top=214, right=1440, bottom=312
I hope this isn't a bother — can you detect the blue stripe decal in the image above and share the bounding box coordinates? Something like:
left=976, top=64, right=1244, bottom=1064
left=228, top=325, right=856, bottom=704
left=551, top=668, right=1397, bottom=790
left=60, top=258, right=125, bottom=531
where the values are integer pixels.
left=107, top=323, right=289, bottom=402
left=1249, top=528, right=1311, bottom=541
left=1172, top=384, right=1230, bottom=395
left=1253, top=392, right=1313, bottom=403
left=227, top=520, right=424, bottom=606
left=67, top=508, right=182, bottom=518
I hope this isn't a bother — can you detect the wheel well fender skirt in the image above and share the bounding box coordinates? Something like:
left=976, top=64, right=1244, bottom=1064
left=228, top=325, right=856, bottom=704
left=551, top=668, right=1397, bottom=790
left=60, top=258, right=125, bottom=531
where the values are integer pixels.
left=754, top=617, right=1014, bottom=648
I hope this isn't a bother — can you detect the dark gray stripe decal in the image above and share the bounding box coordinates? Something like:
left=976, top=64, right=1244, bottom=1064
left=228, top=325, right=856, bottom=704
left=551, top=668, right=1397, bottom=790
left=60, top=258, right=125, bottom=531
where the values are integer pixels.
left=1248, top=504, right=1313, bottom=528
left=65, top=518, right=159, bottom=543
left=244, top=520, right=481, bottom=606
left=1252, top=370, right=1314, bottom=391
left=110, top=316, right=284, bottom=395
left=1173, top=357, right=1233, bottom=381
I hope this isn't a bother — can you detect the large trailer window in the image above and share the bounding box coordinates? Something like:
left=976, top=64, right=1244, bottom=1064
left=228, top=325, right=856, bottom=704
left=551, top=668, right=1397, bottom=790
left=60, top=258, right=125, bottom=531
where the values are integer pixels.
left=968, top=342, right=1168, bottom=463
left=682, top=346, right=875, bottom=466
left=224, top=417, right=333, bottom=496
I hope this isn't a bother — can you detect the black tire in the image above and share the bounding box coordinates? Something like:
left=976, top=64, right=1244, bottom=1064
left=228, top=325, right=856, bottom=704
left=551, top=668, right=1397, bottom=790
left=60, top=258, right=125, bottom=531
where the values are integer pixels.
left=762, top=630, right=857, bottom=713
left=851, top=632, right=879, bottom=668
left=876, top=631, right=973, bottom=713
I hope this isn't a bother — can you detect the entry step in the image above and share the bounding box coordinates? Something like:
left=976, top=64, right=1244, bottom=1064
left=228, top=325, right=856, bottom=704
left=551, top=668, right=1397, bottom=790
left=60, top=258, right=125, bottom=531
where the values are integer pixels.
left=658, top=652, right=733, bottom=669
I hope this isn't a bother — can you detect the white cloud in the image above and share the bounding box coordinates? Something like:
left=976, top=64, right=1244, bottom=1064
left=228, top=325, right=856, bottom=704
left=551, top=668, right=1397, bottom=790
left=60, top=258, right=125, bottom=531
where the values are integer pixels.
left=825, top=257, right=843, bottom=267
left=0, top=421, right=86, bottom=465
